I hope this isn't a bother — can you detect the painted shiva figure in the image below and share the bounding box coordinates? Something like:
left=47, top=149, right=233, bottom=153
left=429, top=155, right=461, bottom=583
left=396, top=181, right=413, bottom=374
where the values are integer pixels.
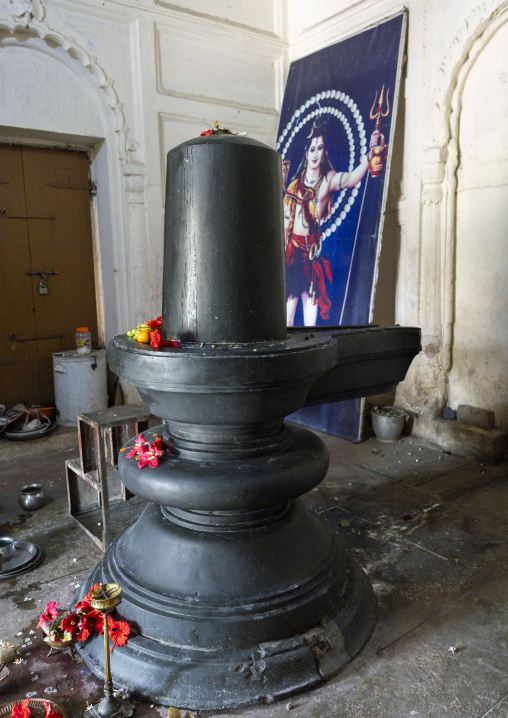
left=284, top=121, right=379, bottom=327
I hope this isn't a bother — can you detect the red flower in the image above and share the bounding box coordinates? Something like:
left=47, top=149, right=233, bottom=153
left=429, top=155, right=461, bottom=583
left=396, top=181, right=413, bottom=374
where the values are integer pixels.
left=149, top=329, right=180, bottom=349
left=60, top=612, right=80, bottom=637
left=42, top=701, right=64, bottom=718
left=77, top=611, right=104, bottom=642
left=73, top=582, right=103, bottom=613
left=126, top=435, right=167, bottom=469
left=9, top=698, right=31, bottom=718
left=137, top=438, right=164, bottom=469
left=126, top=434, right=148, bottom=459
left=38, top=601, right=60, bottom=628
left=145, top=316, right=162, bottom=330
left=108, top=614, right=130, bottom=650
left=200, top=129, right=213, bottom=136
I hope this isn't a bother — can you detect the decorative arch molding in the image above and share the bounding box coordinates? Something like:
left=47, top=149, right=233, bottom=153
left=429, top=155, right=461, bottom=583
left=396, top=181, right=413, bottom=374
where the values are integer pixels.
left=0, top=10, right=132, bottom=165
left=417, top=1, right=508, bottom=414
left=0, top=2, right=155, bottom=339
left=431, top=0, right=508, bottom=148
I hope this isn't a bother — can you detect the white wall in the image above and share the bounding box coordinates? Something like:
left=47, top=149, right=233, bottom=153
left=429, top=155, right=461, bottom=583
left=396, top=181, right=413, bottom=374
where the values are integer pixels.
left=448, top=21, right=508, bottom=426
left=1, top=0, right=507, bottom=431
left=0, top=0, right=286, bottom=339
left=288, top=0, right=508, bottom=430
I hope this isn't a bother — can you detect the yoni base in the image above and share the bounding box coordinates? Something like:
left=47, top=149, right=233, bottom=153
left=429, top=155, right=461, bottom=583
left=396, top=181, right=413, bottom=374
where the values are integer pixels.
left=76, top=499, right=376, bottom=710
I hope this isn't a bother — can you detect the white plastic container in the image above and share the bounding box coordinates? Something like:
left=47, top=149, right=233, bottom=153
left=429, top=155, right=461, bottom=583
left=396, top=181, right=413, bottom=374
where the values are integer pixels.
left=75, top=326, right=92, bottom=354
left=52, top=349, right=108, bottom=426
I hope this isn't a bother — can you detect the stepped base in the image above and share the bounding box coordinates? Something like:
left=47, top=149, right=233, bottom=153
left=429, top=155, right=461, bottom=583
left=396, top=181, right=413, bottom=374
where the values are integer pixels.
left=76, top=500, right=376, bottom=710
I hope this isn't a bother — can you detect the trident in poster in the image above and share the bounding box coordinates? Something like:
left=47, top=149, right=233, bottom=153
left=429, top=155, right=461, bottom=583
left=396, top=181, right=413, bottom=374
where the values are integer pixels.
left=339, top=84, right=391, bottom=323
left=368, top=85, right=390, bottom=177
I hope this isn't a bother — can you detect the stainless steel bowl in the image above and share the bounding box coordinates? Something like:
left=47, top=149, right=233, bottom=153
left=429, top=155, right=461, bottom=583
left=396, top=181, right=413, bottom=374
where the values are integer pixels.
left=18, top=484, right=45, bottom=511
left=0, top=538, right=15, bottom=562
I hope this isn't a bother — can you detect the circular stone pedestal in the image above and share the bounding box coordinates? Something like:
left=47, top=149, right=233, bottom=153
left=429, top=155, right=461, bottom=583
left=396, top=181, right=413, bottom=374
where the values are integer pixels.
left=77, top=428, right=376, bottom=710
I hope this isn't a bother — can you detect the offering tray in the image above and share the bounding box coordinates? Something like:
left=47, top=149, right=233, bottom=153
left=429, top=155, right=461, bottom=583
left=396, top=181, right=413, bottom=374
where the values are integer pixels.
left=0, top=541, right=44, bottom=578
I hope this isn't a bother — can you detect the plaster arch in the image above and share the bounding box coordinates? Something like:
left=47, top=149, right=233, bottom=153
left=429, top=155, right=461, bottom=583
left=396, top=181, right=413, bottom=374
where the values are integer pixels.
left=416, top=1, right=508, bottom=426
left=0, top=12, right=142, bottom=342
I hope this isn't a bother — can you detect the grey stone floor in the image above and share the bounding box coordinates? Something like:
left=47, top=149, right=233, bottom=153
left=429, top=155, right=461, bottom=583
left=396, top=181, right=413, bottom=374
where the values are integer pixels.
left=0, top=425, right=507, bottom=718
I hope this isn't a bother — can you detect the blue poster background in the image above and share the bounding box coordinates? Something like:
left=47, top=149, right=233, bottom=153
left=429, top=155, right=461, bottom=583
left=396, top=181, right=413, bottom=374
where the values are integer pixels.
left=278, top=14, right=405, bottom=440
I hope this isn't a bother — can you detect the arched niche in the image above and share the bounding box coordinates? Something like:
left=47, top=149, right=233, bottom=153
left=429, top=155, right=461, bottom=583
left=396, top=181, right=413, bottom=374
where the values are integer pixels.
left=447, top=18, right=508, bottom=427
left=0, top=19, right=131, bottom=343
left=414, top=2, right=508, bottom=432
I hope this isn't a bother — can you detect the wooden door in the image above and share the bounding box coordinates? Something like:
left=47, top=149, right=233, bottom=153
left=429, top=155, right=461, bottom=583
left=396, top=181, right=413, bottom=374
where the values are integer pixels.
left=0, top=146, right=98, bottom=408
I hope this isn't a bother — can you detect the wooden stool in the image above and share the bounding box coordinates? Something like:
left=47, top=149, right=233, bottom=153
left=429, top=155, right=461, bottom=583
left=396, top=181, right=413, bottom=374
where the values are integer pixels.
left=65, top=404, right=159, bottom=550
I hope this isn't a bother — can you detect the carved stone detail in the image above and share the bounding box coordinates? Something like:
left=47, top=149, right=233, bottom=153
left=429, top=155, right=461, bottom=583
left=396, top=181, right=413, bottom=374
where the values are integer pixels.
left=0, top=13, right=134, bottom=165
left=431, top=0, right=508, bottom=146
left=8, top=0, right=44, bottom=25
left=413, top=2, right=508, bottom=414
left=421, top=185, right=442, bottom=206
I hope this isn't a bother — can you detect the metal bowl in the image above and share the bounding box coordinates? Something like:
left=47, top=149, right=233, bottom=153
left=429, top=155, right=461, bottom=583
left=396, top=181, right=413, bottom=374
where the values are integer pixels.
left=90, top=583, right=122, bottom=611
left=18, top=484, right=45, bottom=511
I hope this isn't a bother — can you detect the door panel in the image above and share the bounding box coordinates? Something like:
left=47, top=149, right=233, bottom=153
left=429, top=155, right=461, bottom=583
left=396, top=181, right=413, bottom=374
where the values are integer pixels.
left=0, top=146, right=98, bottom=408
left=0, top=217, right=41, bottom=403
left=0, top=147, right=40, bottom=403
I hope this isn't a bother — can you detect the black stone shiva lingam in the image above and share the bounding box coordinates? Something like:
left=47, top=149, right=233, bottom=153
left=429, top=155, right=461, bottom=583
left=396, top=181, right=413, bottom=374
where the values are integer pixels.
left=77, top=135, right=420, bottom=710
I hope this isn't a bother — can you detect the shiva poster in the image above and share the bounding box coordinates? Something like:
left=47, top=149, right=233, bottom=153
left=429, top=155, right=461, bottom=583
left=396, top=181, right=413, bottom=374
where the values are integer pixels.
left=278, top=12, right=406, bottom=440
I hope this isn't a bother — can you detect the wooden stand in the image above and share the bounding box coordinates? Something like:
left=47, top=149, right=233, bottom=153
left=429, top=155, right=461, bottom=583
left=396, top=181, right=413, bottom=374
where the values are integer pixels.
left=65, top=404, right=159, bottom=550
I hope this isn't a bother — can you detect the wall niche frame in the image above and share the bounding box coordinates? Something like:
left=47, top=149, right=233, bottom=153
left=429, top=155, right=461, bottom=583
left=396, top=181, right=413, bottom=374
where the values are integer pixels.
left=0, top=7, right=141, bottom=342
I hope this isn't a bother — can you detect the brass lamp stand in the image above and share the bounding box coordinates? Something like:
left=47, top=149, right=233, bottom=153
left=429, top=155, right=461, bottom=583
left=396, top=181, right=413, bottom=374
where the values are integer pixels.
left=85, top=584, right=134, bottom=718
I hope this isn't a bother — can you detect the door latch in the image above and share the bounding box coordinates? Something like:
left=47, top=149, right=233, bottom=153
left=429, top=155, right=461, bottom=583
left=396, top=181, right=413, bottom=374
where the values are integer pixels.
left=26, top=270, right=58, bottom=295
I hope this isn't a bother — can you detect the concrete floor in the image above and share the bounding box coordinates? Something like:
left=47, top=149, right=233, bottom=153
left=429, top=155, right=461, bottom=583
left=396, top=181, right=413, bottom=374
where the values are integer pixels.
left=0, top=424, right=507, bottom=718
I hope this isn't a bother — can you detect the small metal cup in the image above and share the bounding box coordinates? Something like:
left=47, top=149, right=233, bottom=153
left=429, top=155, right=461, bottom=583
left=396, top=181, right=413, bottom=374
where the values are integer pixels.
left=0, top=537, right=15, bottom=572
left=18, top=484, right=45, bottom=511
left=0, top=538, right=15, bottom=562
